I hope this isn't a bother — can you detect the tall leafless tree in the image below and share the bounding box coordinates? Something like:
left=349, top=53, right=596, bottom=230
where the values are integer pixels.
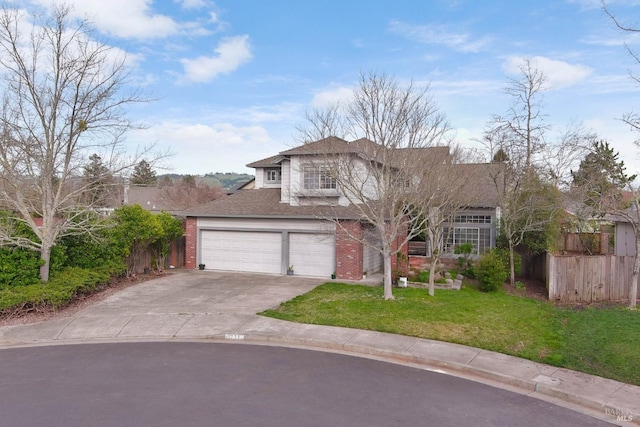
left=298, top=72, right=453, bottom=299
left=158, top=176, right=226, bottom=210
left=482, top=62, right=575, bottom=286
left=0, top=5, right=157, bottom=282
left=600, top=1, right=640, bottom=308
left=413, top=145, right=472, bottom=296
left=491, top=58, right=549, bottom=170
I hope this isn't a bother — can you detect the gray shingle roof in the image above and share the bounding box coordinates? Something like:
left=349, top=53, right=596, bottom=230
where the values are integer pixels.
left=278, top=136, right=350, bottom=156
left=245, top=155, right=284, bottom=168
left=452, top=163, right=503, bottom=208
left=185, top=188, right=363, bottom=219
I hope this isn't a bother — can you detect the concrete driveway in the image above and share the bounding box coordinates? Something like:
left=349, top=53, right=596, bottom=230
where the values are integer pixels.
left=0, top=270, right=323, bottom=346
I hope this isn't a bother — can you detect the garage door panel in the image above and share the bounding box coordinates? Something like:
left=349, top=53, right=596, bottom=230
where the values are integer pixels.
left=201, top=231, right=281, bottom=274
left=289, top=233, right=335, bottom=278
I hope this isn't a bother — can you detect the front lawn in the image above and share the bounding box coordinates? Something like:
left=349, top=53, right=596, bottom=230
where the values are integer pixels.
left=261, top=283, right=640, bottom=386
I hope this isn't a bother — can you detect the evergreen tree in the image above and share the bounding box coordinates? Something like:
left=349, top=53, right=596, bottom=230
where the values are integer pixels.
left=571, top=140, right=636, bottom=213
left=83, top=154, right=113, bottom=206
left=130, top=160, right=157, bottom=186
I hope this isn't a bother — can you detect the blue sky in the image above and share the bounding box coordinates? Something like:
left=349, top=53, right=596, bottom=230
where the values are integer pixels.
left=16, top=0, right=640, bottom=175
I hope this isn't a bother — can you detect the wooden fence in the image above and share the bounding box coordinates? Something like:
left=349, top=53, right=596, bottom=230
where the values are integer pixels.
left=134, top=236, right=186, bottom=274
left=546, top=253, right=633, bottom=303
left=557, top=233, right=612, bottom=255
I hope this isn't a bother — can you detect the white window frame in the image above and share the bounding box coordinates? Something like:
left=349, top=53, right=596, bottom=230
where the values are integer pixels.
left=266, top=168, right=281, bottom=183
left=443, top=227, right=491, bottom=255
left=303, top=166, right=336, bottom=190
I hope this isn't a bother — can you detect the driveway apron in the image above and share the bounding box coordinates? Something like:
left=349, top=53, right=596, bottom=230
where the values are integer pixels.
left=0, top=270, right=322, bottom=345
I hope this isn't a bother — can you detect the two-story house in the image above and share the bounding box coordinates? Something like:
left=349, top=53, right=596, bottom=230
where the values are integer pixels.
left=184, top=136, right=501, bottom=279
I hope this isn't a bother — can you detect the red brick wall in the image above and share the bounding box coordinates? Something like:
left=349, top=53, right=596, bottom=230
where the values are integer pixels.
left=336, top=220, right=363, bottom=280
left=185, top=216, right=197, bottom=269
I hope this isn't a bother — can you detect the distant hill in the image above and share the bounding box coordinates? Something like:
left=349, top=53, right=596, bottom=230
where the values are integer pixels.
left=157, top=172, right=253, bottom=190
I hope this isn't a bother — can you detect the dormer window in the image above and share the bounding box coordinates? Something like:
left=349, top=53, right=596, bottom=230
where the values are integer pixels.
left=266, top=168, right=281, bottom=183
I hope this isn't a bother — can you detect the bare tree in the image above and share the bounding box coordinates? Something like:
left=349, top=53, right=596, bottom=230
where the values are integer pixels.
left=0, top=5, right=156, bottom=282
left=298, top=72, right=452, bottom=300
left=158, top=176, right=226, bottom=210
left=482, top=125, right=563, bottom=287
left=491, top=58, right=549, bottom=170
left=483, top=61, right=591, bottom=286
left=413, top=145, right=472, bottom=296
left=596, top=1, right=640, bottom=308
left=602, top=1, right=640, bottom=136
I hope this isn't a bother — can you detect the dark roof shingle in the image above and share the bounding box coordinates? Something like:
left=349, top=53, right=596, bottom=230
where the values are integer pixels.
left=185, top=188, right=362, bottom=219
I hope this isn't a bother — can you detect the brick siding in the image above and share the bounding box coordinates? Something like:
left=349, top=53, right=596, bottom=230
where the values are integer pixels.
left=185, top=216, right=197, bottom=269
left=336, top=220, right=364, bottom=280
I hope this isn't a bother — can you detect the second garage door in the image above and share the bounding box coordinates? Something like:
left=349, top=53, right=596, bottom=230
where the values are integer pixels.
left=200, top=230, right=282, bottom=274
left=289, top=233, right=335, bottom=278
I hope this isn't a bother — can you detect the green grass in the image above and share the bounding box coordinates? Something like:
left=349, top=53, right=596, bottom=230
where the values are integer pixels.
left=261, top=282, right=640, bottom=386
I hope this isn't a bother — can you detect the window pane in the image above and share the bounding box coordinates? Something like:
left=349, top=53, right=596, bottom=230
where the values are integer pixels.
left=304, top=166, right=335, bottom=190
left=443, top=227, right=480, bottom=254
left=303, top=167, right=319, bottom=189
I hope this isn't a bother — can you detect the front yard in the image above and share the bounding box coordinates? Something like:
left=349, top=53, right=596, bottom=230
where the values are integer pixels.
left=261, top=282, right=640, bottom=386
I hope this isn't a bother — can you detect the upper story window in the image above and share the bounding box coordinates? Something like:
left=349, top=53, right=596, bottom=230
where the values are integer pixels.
left=454, top=214, right=492, bottom=224
left=303, top=166, right=337, bottom=190
left=266, top=168, right=281, bottom=183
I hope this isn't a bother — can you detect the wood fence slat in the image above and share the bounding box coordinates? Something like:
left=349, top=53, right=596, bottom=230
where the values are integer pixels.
left=547, top=254, right=633, bottom=303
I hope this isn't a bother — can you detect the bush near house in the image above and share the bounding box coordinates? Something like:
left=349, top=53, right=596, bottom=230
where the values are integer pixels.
left=454, top=243, right=475, bottom=278
left=0, top=247, right=43, bottom=287
left=475, top=250, right=508, bottom=292
left=0, top=267, right=112, bottom=313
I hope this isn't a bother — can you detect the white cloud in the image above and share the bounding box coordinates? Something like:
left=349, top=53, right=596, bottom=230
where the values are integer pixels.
left=131, top=120, right=272, bottom=173
left=28, top=0, right=181, bottom=39
left=180, top=35, right=252, bottom=83
left=149, top=121, right=269, bottom=148
left=179, top=0, right=208, bottom=9
left=388, top=20, right=491, bottom=53
left=430, top=79, right=503, bottom=97
left=311, top=86, right=353, bottom=108
left=503, top=56, right=592, bottom=89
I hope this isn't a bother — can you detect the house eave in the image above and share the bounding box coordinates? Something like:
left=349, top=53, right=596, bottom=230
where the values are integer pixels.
left=185, top=213, right=362, bottom=221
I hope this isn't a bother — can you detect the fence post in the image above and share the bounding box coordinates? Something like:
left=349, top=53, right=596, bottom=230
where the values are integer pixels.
left=546, top=252, right=555, bottom=300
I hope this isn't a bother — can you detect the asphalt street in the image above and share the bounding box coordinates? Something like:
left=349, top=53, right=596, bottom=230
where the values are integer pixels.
left=0, top=342, right=615, bottom=427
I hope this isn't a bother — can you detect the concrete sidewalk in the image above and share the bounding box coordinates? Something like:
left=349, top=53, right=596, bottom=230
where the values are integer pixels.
left=0, top=270, right=637, bottom=425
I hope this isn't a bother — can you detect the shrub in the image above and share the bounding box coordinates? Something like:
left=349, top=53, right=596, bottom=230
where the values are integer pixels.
left=60, top=215, right=127, bottom=274
left=476, top=250, right=508, bottom=292
left=61, top=232, right=126, bottom=275
left=0, top=247, right=42, bottom=287
left=491, top=248, right=521, bottom=277
left=454, top=243, right=475, bottom=278
left=416, top=270, right=429, bottom=283
left=112, top=205, right=162, bottom=276
left=0, top=267, right=112, bottom=312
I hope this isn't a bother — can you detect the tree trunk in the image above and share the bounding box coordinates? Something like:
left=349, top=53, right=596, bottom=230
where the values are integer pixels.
left=428, top=253, right=438, bottom=297
left=508, top=239, right=516, bottom=286
left=382, top=250, right=394, bottom=300
left=39, top=244, right=52, bottom=283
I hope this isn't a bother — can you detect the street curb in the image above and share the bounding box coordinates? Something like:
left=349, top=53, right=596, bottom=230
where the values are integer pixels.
left=237, top=333, right=638, bottom=426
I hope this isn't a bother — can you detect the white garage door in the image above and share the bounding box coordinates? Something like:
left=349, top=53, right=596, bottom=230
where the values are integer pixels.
left=289, top=233, right=335, bottom=278
left=200, top=230, right=281, bottom=274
